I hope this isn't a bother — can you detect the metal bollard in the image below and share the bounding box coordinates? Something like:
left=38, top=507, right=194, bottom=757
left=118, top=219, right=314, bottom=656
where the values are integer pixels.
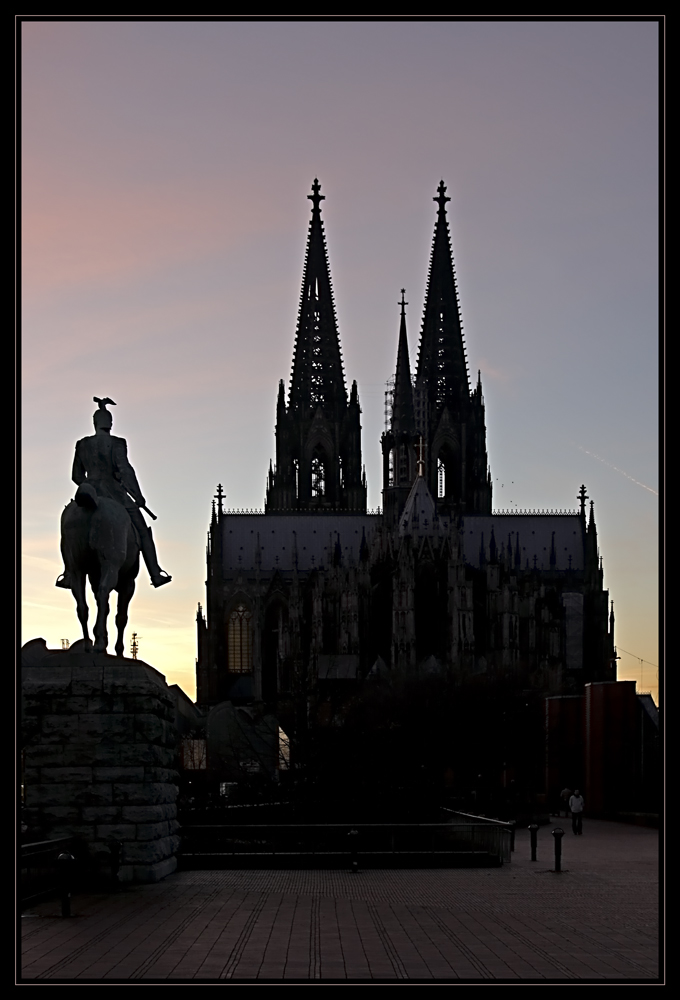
left=509, top=820, right=516, bottom=853
left=57, top=852, right=76, bottom=917
left=348, top=828, right=359, bottom=873
left=528, top=823, right=539, bottom=862
left=552, top=827, right=564, bottom=872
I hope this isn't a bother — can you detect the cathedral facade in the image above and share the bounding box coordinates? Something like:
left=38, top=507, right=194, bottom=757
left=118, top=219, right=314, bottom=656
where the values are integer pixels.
left=195, top=180, right=616, bottom=727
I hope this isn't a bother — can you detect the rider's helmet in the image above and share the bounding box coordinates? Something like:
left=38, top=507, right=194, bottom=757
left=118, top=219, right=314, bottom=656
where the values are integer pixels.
left=93, top=396, right=115, bottom=431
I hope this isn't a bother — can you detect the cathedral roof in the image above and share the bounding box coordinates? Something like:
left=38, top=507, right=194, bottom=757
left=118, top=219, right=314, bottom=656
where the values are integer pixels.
left=288, top=179, right=347, bottom=417
left=461, top=515, right=585, bottom=572
left=399, top=474, right=450, bottom=537
left=220, top=513, right=379, bottom=573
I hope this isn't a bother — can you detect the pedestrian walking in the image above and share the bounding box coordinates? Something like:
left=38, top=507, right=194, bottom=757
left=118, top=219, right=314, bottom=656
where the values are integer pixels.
left=569, top=790, right=584, bottom=834
left=560, top=787, right=572, bottom=818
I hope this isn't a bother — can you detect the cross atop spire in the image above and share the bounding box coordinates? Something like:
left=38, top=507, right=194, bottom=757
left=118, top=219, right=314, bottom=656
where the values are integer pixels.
left=399, top=288, right=408, bottom=316
left=434, top=179, right=450, bottom=214
left=308, top=177, right=325, bottom=214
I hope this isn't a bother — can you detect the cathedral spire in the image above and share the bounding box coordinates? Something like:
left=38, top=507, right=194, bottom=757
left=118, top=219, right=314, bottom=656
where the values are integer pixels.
left=416, top=180, right=469, bottom=412
left=381, top=290, right=419, bottom=523
left=391, top=289, right=416, bottom=437
left=266, top=181, right=365, bottom=513
left=585, top=498, right=599, bottom=585
left=288, top=178, right=346, bottom=417
left=411, top=182, right=490, bottom=515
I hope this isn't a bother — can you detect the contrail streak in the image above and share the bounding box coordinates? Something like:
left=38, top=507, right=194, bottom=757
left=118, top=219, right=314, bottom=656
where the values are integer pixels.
left=575, top=445, right=657, bottom=495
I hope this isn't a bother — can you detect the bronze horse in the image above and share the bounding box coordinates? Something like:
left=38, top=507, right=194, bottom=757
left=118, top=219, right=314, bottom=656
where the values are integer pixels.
left=60, top=484, right=140, bottom=655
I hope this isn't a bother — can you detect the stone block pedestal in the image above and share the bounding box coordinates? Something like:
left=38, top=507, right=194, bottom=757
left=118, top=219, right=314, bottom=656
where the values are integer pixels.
left=21, top=639, right=180, bottom=883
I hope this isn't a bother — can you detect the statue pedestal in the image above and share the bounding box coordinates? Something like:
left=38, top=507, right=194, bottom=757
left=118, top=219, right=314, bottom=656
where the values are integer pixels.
left=21, top=639, right=180, bottom=884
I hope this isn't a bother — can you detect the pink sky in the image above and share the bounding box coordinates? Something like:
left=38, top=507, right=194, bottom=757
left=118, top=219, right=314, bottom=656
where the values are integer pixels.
left=21, top=19, right=660, bottom=701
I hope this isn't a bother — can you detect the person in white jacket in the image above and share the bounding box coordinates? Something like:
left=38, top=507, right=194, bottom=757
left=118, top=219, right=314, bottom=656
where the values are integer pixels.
left=569, top=790, right=584, bottom=834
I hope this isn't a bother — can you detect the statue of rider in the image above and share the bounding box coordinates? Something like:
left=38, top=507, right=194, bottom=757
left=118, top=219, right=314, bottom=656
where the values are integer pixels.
left=56, top=397, right=172, bottom=589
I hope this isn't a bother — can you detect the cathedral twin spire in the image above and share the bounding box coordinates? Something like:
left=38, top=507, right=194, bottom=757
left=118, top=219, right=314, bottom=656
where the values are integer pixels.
left=416, top=180, right=470, bottom=412
left=266, top=180, right=365, bottom=512
left=267, top=178, right=489, bottom=517
left=288, top=178, right=347, bottom=419
left=385, top=180, right=491, bottom=517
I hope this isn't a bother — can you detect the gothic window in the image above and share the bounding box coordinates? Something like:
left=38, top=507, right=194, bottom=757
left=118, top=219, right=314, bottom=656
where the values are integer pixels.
left=388, top=449, right=395, bottom=487
left=227, top=604, right=253, bottom=674
left=399, top=444, right=408, bottom=484
left=311, top=446, right=327, bottom=499
left=436, top=444, right=460, bottom=502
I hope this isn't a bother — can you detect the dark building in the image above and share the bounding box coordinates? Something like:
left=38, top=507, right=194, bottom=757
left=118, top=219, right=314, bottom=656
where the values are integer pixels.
left=195, top=180, right=618, bottom=792
left=545, top=683, right=660, bottom=817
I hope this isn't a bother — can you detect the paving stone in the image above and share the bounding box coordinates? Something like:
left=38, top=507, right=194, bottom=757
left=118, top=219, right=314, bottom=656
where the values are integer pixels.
left=20, top=819, right=660, bottom=982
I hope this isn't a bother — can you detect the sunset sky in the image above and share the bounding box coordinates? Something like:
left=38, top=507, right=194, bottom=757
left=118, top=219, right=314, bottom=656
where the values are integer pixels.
left=21, top=19, right=659, bottom=702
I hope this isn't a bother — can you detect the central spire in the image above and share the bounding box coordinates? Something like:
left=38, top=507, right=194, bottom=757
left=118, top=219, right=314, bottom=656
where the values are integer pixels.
left=381, top=289, right=418, bottom=524
left=392, top=289, right=416, bottom=438
left=289, top=178, right=347, bottom=418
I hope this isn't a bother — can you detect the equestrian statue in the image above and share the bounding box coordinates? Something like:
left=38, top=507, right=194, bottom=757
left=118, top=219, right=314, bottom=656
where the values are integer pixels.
left=56, top=397, right=172, bottom=655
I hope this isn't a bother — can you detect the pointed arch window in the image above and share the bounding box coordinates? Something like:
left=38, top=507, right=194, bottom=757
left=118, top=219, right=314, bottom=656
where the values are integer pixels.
left=399, top=444, right=408, bottom=484
left=227, top=604, right=253, bottom=674
left=311, top=445, right=327, bottom=499
left=436, top=444, right=460, bottom=502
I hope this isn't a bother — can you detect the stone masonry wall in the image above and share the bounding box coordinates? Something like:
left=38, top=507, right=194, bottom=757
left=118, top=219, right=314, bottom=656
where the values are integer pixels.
left=22, top=639, right=180, bottom=883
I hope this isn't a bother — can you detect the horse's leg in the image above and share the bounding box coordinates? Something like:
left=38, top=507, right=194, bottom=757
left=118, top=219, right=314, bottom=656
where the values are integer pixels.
left=114, top=574, right=136, bottom=658
left=93, top=563, right=119, bottom=653
left=72, top=571, right=91, bottom=647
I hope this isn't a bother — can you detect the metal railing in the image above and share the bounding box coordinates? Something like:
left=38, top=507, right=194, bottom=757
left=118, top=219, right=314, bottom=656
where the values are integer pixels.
left=441, top=809, right=514, bottom=863
left=180, top=821, right=509, bottom=866
left=20, top=837, right=76, bottom=906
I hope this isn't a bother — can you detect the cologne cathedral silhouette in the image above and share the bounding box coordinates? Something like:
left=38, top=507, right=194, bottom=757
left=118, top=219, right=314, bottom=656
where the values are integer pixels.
left=195, top=181, right=617, bottom=809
